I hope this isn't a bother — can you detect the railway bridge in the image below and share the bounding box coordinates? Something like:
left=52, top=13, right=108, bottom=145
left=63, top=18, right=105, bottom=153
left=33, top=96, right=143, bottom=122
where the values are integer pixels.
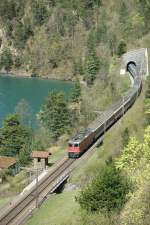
left=0, top=48, right=148, bottom=225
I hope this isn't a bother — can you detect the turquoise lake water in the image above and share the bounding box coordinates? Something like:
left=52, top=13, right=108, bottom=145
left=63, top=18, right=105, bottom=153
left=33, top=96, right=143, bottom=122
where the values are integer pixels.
left=0, top=75, right=73, bottom=127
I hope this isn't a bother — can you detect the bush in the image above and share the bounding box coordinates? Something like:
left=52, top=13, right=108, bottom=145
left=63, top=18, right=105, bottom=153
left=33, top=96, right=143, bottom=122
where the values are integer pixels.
left=77, top=161, right=131, bottom=213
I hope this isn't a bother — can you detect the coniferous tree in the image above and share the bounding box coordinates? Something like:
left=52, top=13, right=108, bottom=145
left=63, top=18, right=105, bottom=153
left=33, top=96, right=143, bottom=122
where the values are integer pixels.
left=0, top=114, right=32, bottom=159
left=119, top=2, right=128, bottom=24
left=84, top=50, right=99, bottom=85
left=77, top=161, right=131, bottom=212
left=38, top=91, right=70, bottom=139
left=84, top=32, right=99, bottom=85
left=137, top=0, right=150, bottom=31
left=117, top=40, right=127, bottom=57
left=13, top=20, right=33, bottom=49
left=31, top=0, right=48, bottom=26
left=78, top=58, right=84, bottom=76
left=0, top=48, right=13, bottom=72
left=0, top=0, right=16, bottom=22
left=122, top=127, right=130, bottom=147
left=71, top=79, right=81, bottom=103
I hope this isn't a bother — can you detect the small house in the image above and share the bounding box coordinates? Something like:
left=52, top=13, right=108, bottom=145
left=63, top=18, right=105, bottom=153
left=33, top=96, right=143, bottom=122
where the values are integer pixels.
left=31, top=151, right=51, bottom=169
left=0, top=156, right=19, bottom=182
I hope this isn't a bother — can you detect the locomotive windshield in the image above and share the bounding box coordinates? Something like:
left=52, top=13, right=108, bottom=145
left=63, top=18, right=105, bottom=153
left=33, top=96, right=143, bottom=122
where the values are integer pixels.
left=74, top=143, right=79, bottom=147
left=68, top=143, right=79, bottom=147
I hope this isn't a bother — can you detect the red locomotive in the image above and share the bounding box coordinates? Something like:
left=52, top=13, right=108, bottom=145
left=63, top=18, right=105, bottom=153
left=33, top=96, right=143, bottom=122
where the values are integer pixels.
left=68, top=128, right=94, bottom=158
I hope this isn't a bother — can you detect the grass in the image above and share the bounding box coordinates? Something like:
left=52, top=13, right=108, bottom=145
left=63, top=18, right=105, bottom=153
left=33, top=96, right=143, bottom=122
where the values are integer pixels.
left=26, top=191, right=80, bottom=225
left=0, top=196, right=13, bottom=208
left=0, top=170, right=28, bottom=208
left=49, top=147, right=66, bottom=165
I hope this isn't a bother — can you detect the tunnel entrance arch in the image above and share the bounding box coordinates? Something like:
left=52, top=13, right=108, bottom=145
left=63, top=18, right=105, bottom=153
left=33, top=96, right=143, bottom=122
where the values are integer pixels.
left=127, top=61, right=136, bottom=71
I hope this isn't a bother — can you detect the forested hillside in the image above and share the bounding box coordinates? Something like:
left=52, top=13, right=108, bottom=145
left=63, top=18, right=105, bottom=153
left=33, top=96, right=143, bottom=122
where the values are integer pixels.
left=1, top=1, right=150, bottom=225
left=0, top=0, right=149, bottom=79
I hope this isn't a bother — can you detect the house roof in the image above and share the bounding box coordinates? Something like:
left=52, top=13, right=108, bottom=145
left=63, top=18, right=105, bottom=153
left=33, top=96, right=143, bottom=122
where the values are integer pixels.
left=0, top=156, right=17, bottom=169
left=31, top=151, right=50, bottom=159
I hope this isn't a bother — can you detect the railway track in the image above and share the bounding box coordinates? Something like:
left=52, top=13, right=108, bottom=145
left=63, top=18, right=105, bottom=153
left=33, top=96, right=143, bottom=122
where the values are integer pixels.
left=0, top=158, right=75, bottom=225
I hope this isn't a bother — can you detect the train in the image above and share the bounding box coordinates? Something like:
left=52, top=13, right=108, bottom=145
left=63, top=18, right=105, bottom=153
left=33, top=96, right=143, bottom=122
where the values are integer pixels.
left=68, top=62, right=142, bottom=158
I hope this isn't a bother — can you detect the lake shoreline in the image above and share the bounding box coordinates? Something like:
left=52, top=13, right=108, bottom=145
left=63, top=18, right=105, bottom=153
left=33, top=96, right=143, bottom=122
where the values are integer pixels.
left=0, top=73, right=73, bottom=84
left=0, top=70, right=73, bottom=82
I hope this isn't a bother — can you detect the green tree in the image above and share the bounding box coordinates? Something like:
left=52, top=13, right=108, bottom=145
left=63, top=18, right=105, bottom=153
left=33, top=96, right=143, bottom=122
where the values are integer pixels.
left=84, top=0, right=102, bottom=8
left=137, top=0, right=150, bottom=31
left=116, top=137, right=142, bottom=171
left=31, top=127, right=51, bottom=151
left=84, top=33, right=100, bottom=85
left=38, top=91, right=70, bottom=139
left=0, top=114, right=32, bottom=159
left=73, top=58, right=84, bottom=76
left=13, top=20, right=33, bottom=49
left=117, top=40, right=127, bottom=57
left=19, top=142, right=32, bottom=165
left=31, top=0, right=48, bottom=26
left=122, top=128, right=130, bottom=147
left=14, top=55, right=22, bottom=68
left=78, top=58, right=84, bottom=76
left=95, top=22, right=107, bottom=44
left=0, top=0, right=16, bottom=22
left=71, top=79, right=81, bottom=103
left=84, top=52, right=99, bottom=85
left=117, top=126, right=150, bottom=171
left=77, top=161, right=131, bottom=212
left=0, top=48, right=13, bottom=72
left=120, top=182, right=150, bottom=225
left=145, top=76, right=150, bottom=99
left=119, top=1, right=128, bottom=24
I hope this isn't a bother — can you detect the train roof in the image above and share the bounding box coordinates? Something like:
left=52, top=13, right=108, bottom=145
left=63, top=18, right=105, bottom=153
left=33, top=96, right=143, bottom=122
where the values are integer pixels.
left=69, top=128, right=93, bottom=143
